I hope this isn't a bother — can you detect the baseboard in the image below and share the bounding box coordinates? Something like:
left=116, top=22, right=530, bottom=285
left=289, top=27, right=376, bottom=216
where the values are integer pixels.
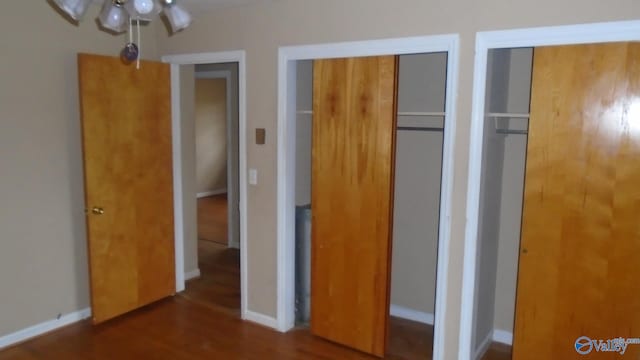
left=197, top=189, right=227, bottom=198
left=243, top=310, right=278, bottom=330
left=389, top=304, right=434, bottom=325
left=184, top=269, right=201, bottom=281
left=0, top=308, right=91, bottom=349
left=473, top=330, right=493, bottom=360
left=229, top=241, right=240, bottom=249
left=492, top=329, right=513, bottom=345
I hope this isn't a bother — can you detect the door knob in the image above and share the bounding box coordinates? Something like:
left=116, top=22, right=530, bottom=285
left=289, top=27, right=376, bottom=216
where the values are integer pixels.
left=91, top=207, right=105, bottom=215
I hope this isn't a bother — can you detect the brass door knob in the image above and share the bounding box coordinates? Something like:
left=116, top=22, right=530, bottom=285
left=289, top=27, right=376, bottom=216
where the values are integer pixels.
left=91, top=207, right=105, bottom=215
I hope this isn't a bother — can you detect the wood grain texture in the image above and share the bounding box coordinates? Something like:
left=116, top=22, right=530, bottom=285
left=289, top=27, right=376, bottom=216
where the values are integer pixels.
left=513, top=43, right=640, bottom=359
left=78, top=54, right=175, bottom=324
left=311, top=56, right=398, bottom=357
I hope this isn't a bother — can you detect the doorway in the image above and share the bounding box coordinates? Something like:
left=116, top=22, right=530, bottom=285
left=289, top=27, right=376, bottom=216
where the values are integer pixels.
left=460, top=20, right=640, bottom=360
left=161, top=51, right=248, bottom=320
left=277, top=35, right=460, bottom=359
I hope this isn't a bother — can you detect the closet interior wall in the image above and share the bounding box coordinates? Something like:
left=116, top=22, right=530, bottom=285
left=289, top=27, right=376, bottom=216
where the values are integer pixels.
left=294, top=53, right=448, bottom=327
left=473, top=47, right=532, bottom=356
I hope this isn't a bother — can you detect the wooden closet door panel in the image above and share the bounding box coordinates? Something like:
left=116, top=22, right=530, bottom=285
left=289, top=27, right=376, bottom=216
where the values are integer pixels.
left=513, top=43, right=640, bottom=359
left=311, top=56, right=398, bottom=357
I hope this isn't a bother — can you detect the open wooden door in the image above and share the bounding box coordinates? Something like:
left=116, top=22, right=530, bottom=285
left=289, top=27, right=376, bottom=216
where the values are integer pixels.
left=78, top=54, right=175, bottom=324
left=311, top=55, right=398, bottom=357
left=513, top=43, right=640, bottom=359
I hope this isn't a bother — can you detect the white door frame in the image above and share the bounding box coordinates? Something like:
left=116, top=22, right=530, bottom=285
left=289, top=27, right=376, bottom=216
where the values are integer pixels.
left=194, top=69, right=239, bottom=249
left=276, top=34, right=460, bottom=360
left=161, top=51, right=249, bottom=320
left=459, top=20, right=640, bottom=360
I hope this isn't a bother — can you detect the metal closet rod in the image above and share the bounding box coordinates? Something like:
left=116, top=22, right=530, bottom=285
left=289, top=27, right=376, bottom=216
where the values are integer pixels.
left=397, top=126, right=444, bottom=132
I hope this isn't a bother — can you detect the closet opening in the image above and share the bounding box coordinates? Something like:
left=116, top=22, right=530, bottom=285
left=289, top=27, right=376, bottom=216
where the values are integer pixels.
left=292, top=52, right=447, bottom=359
left=472, top=47, right=532, bottom=360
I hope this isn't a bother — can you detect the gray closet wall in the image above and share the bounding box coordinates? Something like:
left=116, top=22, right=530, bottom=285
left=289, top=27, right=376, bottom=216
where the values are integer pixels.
left=473, top=47, right=532, bottom=355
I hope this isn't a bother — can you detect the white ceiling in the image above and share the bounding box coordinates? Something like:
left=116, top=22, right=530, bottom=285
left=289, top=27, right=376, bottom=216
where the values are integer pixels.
left=179, top=0, right=273, bottom=12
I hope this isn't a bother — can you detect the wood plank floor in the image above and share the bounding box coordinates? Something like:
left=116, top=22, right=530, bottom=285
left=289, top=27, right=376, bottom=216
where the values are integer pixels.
left=0, top=194, right=512, bottom=359
left=197, top=194, right=228, bottom=245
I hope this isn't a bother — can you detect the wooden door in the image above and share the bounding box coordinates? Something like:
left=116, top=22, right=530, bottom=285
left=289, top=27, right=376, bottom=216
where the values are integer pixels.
left=78, top=54, right=175, bottom=324
left=513, top=43, right=640, bottom=359
left=311, top=56, right=398, bottom=357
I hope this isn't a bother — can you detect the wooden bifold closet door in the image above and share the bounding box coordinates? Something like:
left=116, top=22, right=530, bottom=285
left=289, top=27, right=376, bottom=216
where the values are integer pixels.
left=310, top=55, right=398, bottom=357
left=513, top=43, right=640, bottom=359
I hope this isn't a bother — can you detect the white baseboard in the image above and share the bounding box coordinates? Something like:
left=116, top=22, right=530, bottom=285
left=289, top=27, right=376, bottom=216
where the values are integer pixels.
left=389, top=304, right=434, bottom=325
left=197, top=189, right=227, bottom=198
left=229, top=241, right=240, bottom=249
left=243, top=310, right=278, bottom=330
left=184, top=269, right=201, bottom=281
left=493, top=329, right=513, bottom=345
left=474, top=330, right=494, bottom=360
left=0, top=308, right=91, bottom=349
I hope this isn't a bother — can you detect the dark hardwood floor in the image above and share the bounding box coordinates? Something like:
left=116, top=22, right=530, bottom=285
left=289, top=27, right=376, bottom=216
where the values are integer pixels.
left=0, top=193, right=513, bottom=359
left=197, top=194, right=228, bottom=245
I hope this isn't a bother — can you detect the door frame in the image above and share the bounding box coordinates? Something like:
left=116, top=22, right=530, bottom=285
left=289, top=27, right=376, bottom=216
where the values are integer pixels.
left=194, top=69, right=239, bottom=249
left=276, top=34, right=460, bottom=360
left=161, top=51, right=249, bottom=320
left=459, top=19, right=640, bottom=360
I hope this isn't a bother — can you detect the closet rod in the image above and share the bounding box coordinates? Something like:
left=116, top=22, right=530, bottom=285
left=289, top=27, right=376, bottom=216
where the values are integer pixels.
left=397, top=126, right=444, bottom=132
left=496, top=129, right=528, bottom=135
left=487, top=112, right=530, bottom=119
left=397, top=111, right=446, bottom=117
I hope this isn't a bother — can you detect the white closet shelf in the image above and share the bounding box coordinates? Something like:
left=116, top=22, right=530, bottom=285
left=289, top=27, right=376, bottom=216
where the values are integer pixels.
left=486, top=112, right=530, bottom=119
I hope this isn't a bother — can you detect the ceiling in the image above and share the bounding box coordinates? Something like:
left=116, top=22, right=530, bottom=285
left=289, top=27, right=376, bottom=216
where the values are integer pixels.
left=179, top=0, right=274, bottom=12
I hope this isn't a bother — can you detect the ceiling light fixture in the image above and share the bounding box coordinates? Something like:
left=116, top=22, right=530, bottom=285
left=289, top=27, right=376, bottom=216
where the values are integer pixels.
left=52, top=0, right=192, bottom=34
left=53, top=0, right=192, bottom=68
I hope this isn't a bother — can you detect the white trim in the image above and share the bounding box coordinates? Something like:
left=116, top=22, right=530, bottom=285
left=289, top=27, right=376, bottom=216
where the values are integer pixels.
left=459, top=19, right=640, bottom=360
left=492, top=329, right=513, bottom=345
left=197, top=189, right=228, bottom=198
left=0, top=308, right=91, bottom=349
left=473, top=330, right=494, bottom=360
left=184, top=268, right=201, bottom=281
left=389, top=304, right=434, bottom=325
left=277, top=34, right=460, bottom=360
left=169, top=64, right=185, bottom=293
left=243, top=310, right=279, bottom=329
left=162, top=51, right=251, bottom=326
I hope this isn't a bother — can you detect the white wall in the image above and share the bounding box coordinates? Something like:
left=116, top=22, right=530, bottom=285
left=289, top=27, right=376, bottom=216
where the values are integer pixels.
left=195, top=78, right=228, bottom=194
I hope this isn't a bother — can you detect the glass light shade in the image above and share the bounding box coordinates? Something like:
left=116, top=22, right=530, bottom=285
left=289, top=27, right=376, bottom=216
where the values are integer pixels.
left=98, top=1, right=129, bottom=33
left=53, top=0, right=92, bottom=21
left=124, top=0, right=162, bottom=21
left=163, top=4, right=192, bottom=32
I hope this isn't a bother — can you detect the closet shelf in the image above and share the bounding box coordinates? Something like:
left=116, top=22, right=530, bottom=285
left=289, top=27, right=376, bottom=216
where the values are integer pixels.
left=397, top=126, right=444, bottom=132
left=487, top=112, right=530, bottom=119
